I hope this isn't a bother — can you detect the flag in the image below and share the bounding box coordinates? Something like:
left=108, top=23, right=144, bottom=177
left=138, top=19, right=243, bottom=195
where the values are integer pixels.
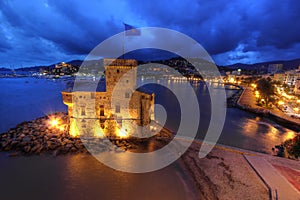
left=124, top=23, right=141, bottom=36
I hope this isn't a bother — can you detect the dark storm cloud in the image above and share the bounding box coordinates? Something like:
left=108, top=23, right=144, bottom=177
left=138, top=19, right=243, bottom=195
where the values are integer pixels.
left=0, top=0, right=299, bottom=67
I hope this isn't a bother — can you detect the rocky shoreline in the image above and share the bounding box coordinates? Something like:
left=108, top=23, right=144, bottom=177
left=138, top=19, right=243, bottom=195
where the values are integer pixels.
left=0, top=112, right=172, bottom=157
left=226, top=87, right=244, bottom=108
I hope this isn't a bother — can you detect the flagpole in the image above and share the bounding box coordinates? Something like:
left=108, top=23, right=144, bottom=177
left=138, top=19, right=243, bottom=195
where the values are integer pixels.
left=122, top=27, right=125, bottom=60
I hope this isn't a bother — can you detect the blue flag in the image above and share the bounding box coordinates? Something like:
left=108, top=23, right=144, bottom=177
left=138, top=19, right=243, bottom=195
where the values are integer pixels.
left=124, top=23, right=141, bottom=36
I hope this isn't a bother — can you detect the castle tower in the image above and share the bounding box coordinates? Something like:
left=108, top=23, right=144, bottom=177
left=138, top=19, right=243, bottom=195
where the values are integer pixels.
left=104, top=59, right=137, bottom=93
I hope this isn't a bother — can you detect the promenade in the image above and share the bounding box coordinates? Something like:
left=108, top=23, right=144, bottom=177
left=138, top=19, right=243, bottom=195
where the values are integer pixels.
left=245, top=154, right=300, bottom=200
left=237, top=86, right=300, bottom=129
left=178, top=139, right=300, bottom=200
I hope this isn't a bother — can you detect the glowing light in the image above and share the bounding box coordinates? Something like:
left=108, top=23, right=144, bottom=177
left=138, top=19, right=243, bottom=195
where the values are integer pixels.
left=94, top=123, right=105, bottom=138
left=116, top=128, right=128, bottom=138
left=69, top=121, right=80, bottom=137
left=278, top=101, right=284, bottom=105
left=297, top=100, right=300, bottom=103
left=229, top=77, right=235, bottom=83
left=251, top=83, right=257, bottom=88
left=294, top=108, right=299, bottom=112
left=58, top=126, right=65, bottom=131
left=50, top=119, right=59, bottom=127
left=284, top=131, right=296, bottom=141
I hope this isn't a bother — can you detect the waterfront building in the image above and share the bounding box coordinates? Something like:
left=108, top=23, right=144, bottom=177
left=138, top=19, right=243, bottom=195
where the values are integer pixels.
left=52, top=62, right=78, bottom=76
left=295, top=78, right=300, bottom=95
left=62, top=59, right=155, bottom=138
left=274, top=70, right=300, bottom=86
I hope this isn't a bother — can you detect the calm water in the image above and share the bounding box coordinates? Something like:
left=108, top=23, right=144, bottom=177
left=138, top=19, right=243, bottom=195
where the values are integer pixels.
left=141, top=79, right=297, bottom=154
left=0, top=77, right=67, bottom=133
left=0, top=154, right=191, bottom=200
left=0, top=77, right=297, bottom=199
left=0, top=77, right=295, bottom=153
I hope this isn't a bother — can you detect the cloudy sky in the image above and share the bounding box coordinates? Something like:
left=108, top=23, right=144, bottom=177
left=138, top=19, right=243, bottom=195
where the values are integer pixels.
left=1, top=0, right=300, bottom=67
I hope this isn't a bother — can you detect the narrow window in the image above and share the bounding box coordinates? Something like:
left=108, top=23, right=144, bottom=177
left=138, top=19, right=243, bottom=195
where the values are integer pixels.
left=81, top=106, right=86, bottom=116
left=115, top=105, right=120, bottom=113
left=91, top=93, right=95, bottom=99
left=125, top=92, right=130, bottom=98
left=100, top=105, right=104, bottom=116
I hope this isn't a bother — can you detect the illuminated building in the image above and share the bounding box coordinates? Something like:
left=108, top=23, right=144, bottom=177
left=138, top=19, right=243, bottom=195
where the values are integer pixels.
left=62, top=59, right=155, bottom=138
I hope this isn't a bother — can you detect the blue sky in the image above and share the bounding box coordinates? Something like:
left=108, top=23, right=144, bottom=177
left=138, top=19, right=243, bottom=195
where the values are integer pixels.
left=0, top=0, right=300, bottom=67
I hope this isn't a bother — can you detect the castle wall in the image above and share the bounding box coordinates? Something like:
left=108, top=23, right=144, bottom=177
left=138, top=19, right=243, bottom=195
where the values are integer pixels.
left=62, top=59, right=154, bottom=138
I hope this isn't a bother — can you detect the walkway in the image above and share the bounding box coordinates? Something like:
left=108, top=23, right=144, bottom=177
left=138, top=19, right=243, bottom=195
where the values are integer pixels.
left=237, top=86, right=300, bottom=127
left=245, top=155, right=300, bottom=200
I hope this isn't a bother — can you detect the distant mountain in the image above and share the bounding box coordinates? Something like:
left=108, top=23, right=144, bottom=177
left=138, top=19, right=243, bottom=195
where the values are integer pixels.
left=224, top=58, right=300, bottom=71
left=5, top=57, right=300, bottom=73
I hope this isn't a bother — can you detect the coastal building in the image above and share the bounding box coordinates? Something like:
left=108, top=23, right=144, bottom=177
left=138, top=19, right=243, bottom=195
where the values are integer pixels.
left=52, top=62, right=78, bottom=76
left=274, top=70, right=300, bottom=86
left=273, top=72, right=286, bottom=83
left=268, top=64, right=283, bottom=74
left=62, top=59, right=155, bottom=138
left=295, top=79, right=300, bottom=95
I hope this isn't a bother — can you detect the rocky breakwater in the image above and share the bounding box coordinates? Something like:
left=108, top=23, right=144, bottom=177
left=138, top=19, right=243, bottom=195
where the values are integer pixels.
left=227, top=87, right=243, bottom=108
left=0, top=112, right=173, bottom=156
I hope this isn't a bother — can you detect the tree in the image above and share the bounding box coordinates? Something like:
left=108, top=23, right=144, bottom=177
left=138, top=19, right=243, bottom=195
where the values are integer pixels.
left=256, top=78, right=275, bottom=107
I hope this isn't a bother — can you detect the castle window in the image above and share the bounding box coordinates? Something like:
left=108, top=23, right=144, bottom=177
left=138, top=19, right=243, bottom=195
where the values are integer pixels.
left=125, top=92, right=130, bottom=98
left=115, top=105, right=120, bottom=113
left=126, top=80, right=129, bottom=83
left=100, top=105, right=104, bottom=116
left=117, top=69, right=120, bottom=73
left=91, top=93, right=95, bottom=99
left=81, top=106, right=86, bottom=116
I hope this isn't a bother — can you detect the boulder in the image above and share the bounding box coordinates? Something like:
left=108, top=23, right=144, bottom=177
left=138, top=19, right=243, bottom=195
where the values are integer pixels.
left=23, top=145, right=31, bottom=153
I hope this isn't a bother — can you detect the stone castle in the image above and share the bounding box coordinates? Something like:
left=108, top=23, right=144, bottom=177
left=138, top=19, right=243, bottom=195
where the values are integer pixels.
left=62, top=59, right=155, bottom=138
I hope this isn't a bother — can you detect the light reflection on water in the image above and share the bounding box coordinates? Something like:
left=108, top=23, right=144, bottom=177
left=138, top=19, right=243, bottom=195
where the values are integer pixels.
left=140, top=79, right=298, bottom=154
left=0, top=154, right=188, bottom=200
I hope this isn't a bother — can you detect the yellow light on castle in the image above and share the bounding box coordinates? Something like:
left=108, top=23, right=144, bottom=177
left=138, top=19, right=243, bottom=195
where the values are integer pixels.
left=94, top=123, right=104, bottom=138
left=116, top=128, right=128, bottom=138
left=278, top=101, right=284, bottom=105
left=69, top=121, right=80, bottom=137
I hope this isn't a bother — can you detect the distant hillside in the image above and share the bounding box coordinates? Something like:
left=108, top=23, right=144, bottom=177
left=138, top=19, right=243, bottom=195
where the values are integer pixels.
left=3, top=57, right=300, bottom=73
left=224, top=58, right=300, bottom=71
